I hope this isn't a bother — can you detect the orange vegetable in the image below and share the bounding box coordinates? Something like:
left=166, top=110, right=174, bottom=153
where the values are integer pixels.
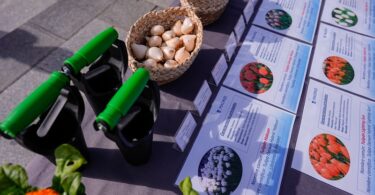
left=26, top=189, right=59, bottom=195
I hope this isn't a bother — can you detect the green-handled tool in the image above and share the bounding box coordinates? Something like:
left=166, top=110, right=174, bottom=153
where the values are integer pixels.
left=94, top=68, right=149, bottom=132
left=0, top=27, right=118, bottom=138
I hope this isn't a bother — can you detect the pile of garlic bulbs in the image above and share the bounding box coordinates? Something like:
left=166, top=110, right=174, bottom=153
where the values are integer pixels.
left=131, top=17, right=197, bottom=69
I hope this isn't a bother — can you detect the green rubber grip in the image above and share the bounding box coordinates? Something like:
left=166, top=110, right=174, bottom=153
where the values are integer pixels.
left=64, top=27, right=118, bottom=75
left=0, top=72, right=69, bottom=137
left=95, top=68, right=149, bottom=130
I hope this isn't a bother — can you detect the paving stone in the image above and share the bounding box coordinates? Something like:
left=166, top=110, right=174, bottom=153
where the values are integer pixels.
left=0, top=0, right=57, bottom=40
left=98, top=0, right=157, bottom=32
left=0, top=23, right=63, bottom=92
left=29, top=0, right=99, bottom=40
left=0, top=138, right=36, bottom=167
left=68, top=0, right=116, bottom=14
left=145, top=0, right=175, bottom=8
left=0, top=68, right=50, bottom=121
left=38, top=19, right=126, bottom=72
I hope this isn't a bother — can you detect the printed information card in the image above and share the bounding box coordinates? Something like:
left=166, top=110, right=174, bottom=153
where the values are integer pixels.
left=223, top=26, right=311, bottom=113
left=321, top=0, right=375, bottom=38
left=176, top=87, right=295, bottom=195
left=310, top=23, right=375, bottom=100
left=174, top=112, right=197, bottom=152
left=253, top=0, right=322, bottom=43
left=225, top=32, right=238, bottom=61
left=193, top=80, right=212, bottom=116
left=211, top=54, right=228, bottom=86
left=292, top=80, right=375, bottom=195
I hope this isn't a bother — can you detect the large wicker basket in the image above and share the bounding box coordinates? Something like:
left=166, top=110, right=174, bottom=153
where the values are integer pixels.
left=180, top=0, right=229, bottom=26
left=126, top=7, right=203, bottom=85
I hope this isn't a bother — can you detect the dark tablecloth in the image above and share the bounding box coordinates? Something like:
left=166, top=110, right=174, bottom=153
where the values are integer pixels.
left=26, top=0, right=349, bottom=194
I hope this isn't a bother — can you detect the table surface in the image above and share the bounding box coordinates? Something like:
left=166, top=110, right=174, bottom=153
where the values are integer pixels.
left=26, top=0, right=350, bottom=194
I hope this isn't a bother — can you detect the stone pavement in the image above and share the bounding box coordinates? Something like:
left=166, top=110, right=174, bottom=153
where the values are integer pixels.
left=0, top=0, right=175, bottom=166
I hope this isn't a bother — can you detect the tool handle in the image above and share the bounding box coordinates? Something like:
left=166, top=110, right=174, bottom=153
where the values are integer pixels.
left=95, top=68, right=149, bottom=130
left=64, top=27, right=119, bottom=75
left=0, top=72, right=69, bottom=137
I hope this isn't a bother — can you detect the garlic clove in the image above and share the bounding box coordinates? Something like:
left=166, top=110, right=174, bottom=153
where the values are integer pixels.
left=162, top=30, right=175, bottom=41
left=164, top=60, right=179, bottom=68
left=172, top=20, right=183, bottom=36
left=147, top=36, right=162, bottom=47
left=181, top=17, right=194, bottom=35
left=175, top=47, right=190, bottom=64
left=161, top=46, right=176, bottom=60
left=150, top=25, right=165, bottom=36
left=165, top=37, right=181, bottom=49
left=131, top=43, right=148, bottom=60
left=142, top=58, right=157, bottom=68
left=146, top=47, right=164, bottom=62
left=180, top=35, right=196, bottom=52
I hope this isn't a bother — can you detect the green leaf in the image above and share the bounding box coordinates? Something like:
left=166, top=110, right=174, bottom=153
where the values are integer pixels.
left=60, top=172, right=85, bottom=195
left=54, top=144, right=87, bottom=177
left=51, top=176, right=63, bottom=194
left=179, top=177, right=198, bottom=195
left=0, top=164, right=36, bottom=195
left=52, top=144, right=87, bottom=195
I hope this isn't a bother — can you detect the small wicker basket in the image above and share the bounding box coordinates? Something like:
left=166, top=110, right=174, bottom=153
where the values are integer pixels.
left=180, top=0, right=229, bottom=26
left=126, top=7, right=203, bottom=85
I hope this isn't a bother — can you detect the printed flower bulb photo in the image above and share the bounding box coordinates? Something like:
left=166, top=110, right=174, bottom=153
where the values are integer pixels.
left=309, top=134, right=350, bottom=180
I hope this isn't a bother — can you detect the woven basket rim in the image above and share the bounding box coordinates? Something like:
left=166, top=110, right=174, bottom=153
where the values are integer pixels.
left=180, top=0, right=229, bottom=13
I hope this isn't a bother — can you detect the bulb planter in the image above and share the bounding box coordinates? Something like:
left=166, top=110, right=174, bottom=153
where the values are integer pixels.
left=0, top=86, right=89, bottom=164
left=100, top=79, right=160, bottom=165
left=70, top=40, right=127, bottom=114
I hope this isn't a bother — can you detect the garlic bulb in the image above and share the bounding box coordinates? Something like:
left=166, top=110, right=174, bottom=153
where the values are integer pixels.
left=165, top=37, right=181, bottom=49
left=164, top=60, right=179, bottom=68
left=162, top=30, right=175, bottom=41
left=181, top=17, right=194, bottom=35
left=180, top=35, right=196, bottom=52
left=131, top=43, right=148, bottom=60
left=146, top=47, right=164, bottom=62
left=150, top=25, right=164, bottom=36
left=161, top=46, right=176, bottom=60
left=147, top=36, right=162, bottom=47
left=172, top=20, right=183, bottom=36
left=142, top=58, right=157, bottom=68
left=175, top=47, right=190, bottom=64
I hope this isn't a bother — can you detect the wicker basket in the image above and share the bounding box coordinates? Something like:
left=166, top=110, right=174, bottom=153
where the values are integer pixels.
left=180, top=0, right=229, bottom=26
left=126, top=7, right=203, bottom=85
